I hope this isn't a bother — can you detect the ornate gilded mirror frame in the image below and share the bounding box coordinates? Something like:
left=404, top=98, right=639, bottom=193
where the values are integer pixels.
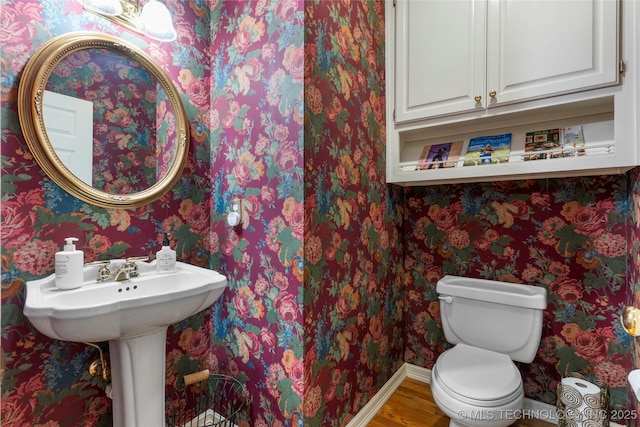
left=17, top=31, right=189, bottom=209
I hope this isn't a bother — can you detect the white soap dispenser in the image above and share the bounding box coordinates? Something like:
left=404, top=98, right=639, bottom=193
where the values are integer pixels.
left=55, top=237, right=84, bottom=290
left=156, top=233, right=176, bottom=274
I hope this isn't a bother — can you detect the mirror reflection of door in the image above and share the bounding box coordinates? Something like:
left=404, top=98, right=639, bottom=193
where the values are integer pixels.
left=43, top=90, right=94, bottom=186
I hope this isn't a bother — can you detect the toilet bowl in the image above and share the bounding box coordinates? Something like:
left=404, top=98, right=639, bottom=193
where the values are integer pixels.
left=431, top=344, right=523, bottom=427
left=431, top=275, right=547, bottom=427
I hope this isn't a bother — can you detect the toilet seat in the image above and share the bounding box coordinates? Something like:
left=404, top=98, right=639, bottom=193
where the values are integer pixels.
left=434, top=343, right=522, bottom=407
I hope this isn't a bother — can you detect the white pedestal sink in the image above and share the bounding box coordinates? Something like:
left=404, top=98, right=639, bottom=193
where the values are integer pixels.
left=24, top=260, right=227, bottom=426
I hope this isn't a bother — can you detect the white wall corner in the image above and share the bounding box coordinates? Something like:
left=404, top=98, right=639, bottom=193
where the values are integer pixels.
left=345, top=363, right=409, bottom=427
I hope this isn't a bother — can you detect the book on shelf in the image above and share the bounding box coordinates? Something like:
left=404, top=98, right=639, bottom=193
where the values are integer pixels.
left=415, top=140, right=463, bottom=170
left=462, top=133, right=512, bottom=166
left=524, top=125, right=585, bottom=160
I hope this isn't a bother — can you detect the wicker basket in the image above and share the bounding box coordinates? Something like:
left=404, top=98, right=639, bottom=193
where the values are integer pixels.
left=166, top=370, right=248, bottom=427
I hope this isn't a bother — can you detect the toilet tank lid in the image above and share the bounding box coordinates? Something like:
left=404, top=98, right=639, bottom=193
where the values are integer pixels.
left=437, top=275, right=547, bottom=309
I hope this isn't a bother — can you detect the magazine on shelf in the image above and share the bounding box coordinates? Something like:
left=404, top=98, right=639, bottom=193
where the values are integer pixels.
left=524, top=125, right=585, bottom=160
left=524, top=128, right=561, bottom=160
left=415, top=140, right=463, bottom=170
left=561, top=125, right=586, bottom=157
left=462, top=133, right=512, bottom=166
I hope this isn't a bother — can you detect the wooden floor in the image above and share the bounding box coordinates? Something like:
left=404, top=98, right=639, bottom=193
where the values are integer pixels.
left=367, top=378, right=554, bottom=427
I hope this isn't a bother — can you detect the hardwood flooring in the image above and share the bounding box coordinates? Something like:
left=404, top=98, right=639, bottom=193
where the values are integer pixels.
left=367, top=378, right=554, bottom=427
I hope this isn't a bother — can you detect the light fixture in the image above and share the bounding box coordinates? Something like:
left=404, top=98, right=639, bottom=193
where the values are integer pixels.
left=83, top=0, right=177, bottom=42
left=84, top=0, right=123, bottom=16
left=621, top=306, right=640, bottom=336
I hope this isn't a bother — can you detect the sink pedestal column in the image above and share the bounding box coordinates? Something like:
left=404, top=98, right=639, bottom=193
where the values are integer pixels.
left=109, top=328, right=168, bottom=427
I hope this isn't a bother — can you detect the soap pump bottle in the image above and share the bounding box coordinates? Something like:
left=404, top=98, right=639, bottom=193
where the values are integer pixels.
left=156, top=233, right=176, bottom=274
left=55, top=237, right=84, bottom=290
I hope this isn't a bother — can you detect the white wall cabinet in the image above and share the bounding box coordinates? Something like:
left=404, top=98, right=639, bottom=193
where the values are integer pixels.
left=387, top=0, right=640, bottom=186
left=485, top=1, right=618, bottom=108
left=394, top=0, right=486, bottom=122
left=395, top=0, right=618, bottom=124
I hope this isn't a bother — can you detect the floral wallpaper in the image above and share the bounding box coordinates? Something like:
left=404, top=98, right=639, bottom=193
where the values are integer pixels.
left=205, top=0, right=307, bottom=425
left=403, top=175, right=636, bottom=423
left=204, top=0, right=403, bottom=425
left=630, top=170, right=640, bottom=422
left=302, top=1, right=405, bottom=425
left=2, top=0, right=640, bottom=426
left=3, top=0, right=398, bottom=425
left=2, top=0, right=216, bottom=425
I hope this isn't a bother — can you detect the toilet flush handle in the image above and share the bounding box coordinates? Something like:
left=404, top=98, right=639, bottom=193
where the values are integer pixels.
left=438, top=295, right=453, bottom=304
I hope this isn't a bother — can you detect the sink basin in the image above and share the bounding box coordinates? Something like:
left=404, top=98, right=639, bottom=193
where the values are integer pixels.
left=24, top=260, right=227, bottom=427
left=24, top=260, right=227, bottom=342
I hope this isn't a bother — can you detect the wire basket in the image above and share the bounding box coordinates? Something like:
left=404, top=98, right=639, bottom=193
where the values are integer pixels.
left=166, top=370, right=249, bottom=427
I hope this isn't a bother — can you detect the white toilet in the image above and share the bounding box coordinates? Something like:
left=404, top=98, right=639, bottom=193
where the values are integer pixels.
left=430, top=275, right=547, bottom=427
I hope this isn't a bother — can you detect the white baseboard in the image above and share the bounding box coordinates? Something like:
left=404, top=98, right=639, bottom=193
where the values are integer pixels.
left=522, top=397, right=558, bottom=425
left=346, top=363, right=409, bottom=427
left=345, top=362, right=625, bottom=427
left=405, top=363, right=431, bottom=383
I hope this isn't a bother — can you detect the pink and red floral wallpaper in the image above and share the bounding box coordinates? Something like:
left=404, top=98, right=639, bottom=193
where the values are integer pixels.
left=4, top=0, right=395, bottom=425
left=2, top=0, right=640, bottom=426
left=303, top=1, right=405, bottom=424
left=2, top=1, right=216, bottom=425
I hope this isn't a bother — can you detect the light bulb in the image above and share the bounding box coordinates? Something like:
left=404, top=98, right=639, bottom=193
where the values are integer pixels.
left=138, top=1, right=177, bottom=42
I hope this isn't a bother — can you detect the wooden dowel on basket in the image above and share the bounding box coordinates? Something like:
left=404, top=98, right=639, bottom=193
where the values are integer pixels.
left=183, top=369, right=210, bottom=386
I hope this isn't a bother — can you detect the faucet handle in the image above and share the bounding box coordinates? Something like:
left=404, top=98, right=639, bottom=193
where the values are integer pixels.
left=86, top=260, right=110, bottom=266
left=125, top=256, right=150, bottom=263
left=122, top=256, right=149, bottom=279
left=86, top=260, right=112, bottom=283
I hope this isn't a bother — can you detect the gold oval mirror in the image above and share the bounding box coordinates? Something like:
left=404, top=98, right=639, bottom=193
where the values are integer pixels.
left=18, top=31, right=189, bottom=209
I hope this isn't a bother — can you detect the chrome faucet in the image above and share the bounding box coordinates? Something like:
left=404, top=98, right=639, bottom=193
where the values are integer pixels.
left=87, top=256, right=149, bottom=283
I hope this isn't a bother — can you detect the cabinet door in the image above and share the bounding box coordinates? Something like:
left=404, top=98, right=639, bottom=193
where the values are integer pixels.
left=394, top=0, right=486, bottom=124
left=486, top=0, right=618, bottom=107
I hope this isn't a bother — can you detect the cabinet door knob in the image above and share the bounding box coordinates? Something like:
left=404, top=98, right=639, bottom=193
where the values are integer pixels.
left=474, top=95, right=482, bottom=102
left=489, top=90, right=497, bottom=98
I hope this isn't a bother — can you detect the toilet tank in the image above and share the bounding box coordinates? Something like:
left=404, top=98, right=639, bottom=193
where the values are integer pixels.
left=437, top=275, right=547, bottom=363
